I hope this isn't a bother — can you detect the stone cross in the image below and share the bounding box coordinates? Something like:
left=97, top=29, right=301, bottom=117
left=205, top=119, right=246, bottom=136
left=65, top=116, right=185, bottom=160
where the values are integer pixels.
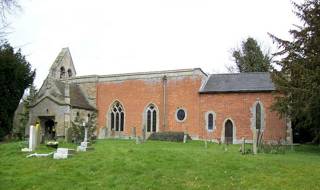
left=83, top=122, right=88, bottom=142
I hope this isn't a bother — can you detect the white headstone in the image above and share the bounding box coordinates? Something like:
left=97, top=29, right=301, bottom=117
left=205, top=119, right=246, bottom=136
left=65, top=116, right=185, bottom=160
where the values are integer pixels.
left=84, top=126, right=88, bottom=142
left=80, top=142, right=89, bottom=147
left=53, top=148, right=69, bottom=159
left=53, top=152, right=68, bottom=159
left=77, top=146, right=87, bottom=152
left=28, top=125, right=37, bottom=151
left=183, top=134, right=187, bottom=143
left=57, top=148, right=69, bottom=155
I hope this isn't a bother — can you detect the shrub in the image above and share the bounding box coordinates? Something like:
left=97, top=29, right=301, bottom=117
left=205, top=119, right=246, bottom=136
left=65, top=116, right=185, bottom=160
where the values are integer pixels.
left=259, top=139, right=287, bottom=154
left=70, top=112, right=97, bottom=144
left=148, top=132, right=191, bottom=142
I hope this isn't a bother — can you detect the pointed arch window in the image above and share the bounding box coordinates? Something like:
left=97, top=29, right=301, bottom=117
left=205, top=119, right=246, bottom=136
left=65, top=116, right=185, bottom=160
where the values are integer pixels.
left=146, top=104, right=157, bottom=132
left=67, top=69, right=72, bottom=77
left=110, top=101, right=124, bottom=131
left=206, top=111, right=216, bottom=131
left=256, top=103, right=261, bottom=130
left=60, top=67, right=65, bottom=79
left=208, top=113, right=214, bottom=130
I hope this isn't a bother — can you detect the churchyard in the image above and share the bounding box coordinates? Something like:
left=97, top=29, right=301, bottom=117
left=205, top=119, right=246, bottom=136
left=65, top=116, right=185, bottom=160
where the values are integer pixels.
left=0, top=139, right=320, bottom=190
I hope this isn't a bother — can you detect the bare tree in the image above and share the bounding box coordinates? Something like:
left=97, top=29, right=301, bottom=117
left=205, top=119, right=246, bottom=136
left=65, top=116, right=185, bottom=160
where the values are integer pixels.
left=0, top=0, right=20, bottom=38
left=0, top=0, right=19, bottom=21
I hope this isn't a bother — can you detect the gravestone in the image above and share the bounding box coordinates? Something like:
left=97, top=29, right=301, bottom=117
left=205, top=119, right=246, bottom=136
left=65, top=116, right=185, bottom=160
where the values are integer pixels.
left=286, top=119, right=293, bottom=145
left=35, top=123, right=41, bottom=145
left=253, top=131, right=257, bottom=154
left=131, top=127, right=136, bottom=139
left=142, top=127, right=146, bottom=142
left=241, top=137, right=246, bottom=154
left=28, top=125, right=38, bottom=151
left=53, top=148, right=75, bottom=159
left=77, top=122, right=92, bottom=152
left=65, top=128, right=71, bottom=143
left=135, top=136, right=141, bottom=144
left=98, top=127, right=106, bottom=139
left=183, top=132, right=187, bottom=143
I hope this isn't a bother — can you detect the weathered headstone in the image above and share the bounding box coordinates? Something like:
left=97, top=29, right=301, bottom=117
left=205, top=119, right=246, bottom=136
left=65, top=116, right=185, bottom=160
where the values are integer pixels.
left=204, top=140, right=208, bottom=149
left=286, top=119, right=293, bottom=145
left=98, top=127, right=106, bottom=139
left=131, top=127, right=136, bottom=139
left=35, top=123, right=41, bottom=145
left=28, top=125, right=37, bottom=151
left=253, top=131, right=257, bottom=154
left=183, top=133, right=187, bottom=143
left=135, top=136, right=141, bottom=144
left=27, top=152, right=54, bottom=158
left=53, top=148, right=69, bottom=159
left=142, top=127, right=146, bottom=142
left=241, top=137, right=246, bottom=154
left=65, top=128, right=70, bottom=142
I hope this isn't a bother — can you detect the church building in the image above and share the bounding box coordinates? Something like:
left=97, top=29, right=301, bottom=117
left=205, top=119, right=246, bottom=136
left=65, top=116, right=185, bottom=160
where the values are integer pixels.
left=28, top=48, right=291, bottom=144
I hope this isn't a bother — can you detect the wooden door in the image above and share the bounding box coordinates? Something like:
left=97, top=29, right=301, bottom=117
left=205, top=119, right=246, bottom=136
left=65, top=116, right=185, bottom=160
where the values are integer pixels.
left=225, top=120, right=233, bottom=144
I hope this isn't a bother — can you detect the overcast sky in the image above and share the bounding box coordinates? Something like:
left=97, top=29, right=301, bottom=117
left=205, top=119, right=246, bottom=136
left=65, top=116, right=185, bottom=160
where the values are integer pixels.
left=7, top=0, right=302, bottom=88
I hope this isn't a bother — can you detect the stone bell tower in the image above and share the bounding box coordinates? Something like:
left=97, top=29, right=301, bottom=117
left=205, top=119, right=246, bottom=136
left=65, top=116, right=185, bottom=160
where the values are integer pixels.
left=49, top=47, right=77, bottom=80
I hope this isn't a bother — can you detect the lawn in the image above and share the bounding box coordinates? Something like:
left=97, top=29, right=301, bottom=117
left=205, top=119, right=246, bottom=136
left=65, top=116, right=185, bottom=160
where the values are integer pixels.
left=0, top=140, right=320, bottom=190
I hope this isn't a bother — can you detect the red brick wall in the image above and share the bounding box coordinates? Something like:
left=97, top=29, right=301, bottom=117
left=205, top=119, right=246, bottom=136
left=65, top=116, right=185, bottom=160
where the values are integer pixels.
left=199, top=93, right=287, bottom=142
left=96, top=75, right=286, bottom=142
left=96, top=75, right=204, bottom=137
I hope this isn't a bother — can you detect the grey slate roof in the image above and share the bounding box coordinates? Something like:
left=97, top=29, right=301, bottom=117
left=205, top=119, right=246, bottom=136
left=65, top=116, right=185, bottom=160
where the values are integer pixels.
left=54, top=80, right=95, bottom=110
left=200, top=72, right=275, bottom=93
left=69, top=83, right=95, bottom=110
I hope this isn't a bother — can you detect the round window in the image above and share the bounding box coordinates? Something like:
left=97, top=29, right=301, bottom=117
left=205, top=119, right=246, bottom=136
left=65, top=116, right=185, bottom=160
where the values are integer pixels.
left=176, top=108, right=186, bottom=122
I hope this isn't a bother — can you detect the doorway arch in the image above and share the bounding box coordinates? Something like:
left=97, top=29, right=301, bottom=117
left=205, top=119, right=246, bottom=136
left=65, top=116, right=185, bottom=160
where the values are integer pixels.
left=221, top=118, right=236, bottom=144
left=44, top=119, right=55, bottom=140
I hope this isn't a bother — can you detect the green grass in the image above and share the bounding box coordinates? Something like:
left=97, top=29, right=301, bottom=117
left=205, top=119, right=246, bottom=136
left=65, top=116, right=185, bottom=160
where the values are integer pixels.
left=1, top=140, right=320, bottom=190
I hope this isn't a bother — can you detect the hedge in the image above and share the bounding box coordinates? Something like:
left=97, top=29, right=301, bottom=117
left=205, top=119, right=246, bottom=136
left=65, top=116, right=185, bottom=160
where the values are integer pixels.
left=148, top=131, right=192, bottom=142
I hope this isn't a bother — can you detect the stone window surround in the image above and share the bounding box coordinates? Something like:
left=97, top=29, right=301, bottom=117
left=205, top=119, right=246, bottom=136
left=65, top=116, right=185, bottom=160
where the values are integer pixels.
left=205, top=111, right=216, bottom=132
left=107, top=100, right=126, bottom=132
left=60, top=66, right=65, bottom=78
left=175, top=107, right=187, bottom=122
left=220, top=118, right=237, bottom=144
left=250, top=100, right=265, bottom=132
left=67, top=68, right=72, bottom=77
left=142, top=103, right=159, bottom=133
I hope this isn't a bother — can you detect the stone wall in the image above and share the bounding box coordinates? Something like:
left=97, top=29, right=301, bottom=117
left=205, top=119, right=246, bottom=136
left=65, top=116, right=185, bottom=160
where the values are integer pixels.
left=29, top=98, right=70, bottom=137
left=77, top=83, right=97, bottom=107
left=71, top=108, right=95, bottom=123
